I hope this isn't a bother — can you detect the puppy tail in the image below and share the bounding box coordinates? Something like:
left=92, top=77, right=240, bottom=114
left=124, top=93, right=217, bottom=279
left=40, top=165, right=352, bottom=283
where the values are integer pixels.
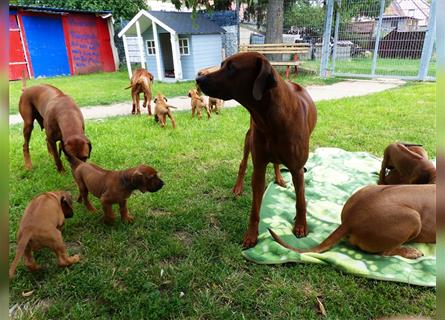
left=9, top=233, right=32, bottom=279
left=167, top=105, right=177, bottom=109
left=268, top=224, right=348, bottom=254
left=124, top=84, right=132, bottom=90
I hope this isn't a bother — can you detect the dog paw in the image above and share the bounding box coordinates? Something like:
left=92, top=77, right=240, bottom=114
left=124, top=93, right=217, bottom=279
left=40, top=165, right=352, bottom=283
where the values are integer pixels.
left=103, top=217, right=115, bottom=225
left=70, top=254, right=81, bottom=264
left=242, top=229, right=258, bottom=248
left=293, top=224, right=309, bottom=238
left=275, top=179, right=287, bottom=188
left=122, top=215, right=135, bottom=224
left=27, top=264, right=41, bottom=272
left=86, top=205, right=97, bottom=213
left=293, top=224, right=308, bottom=238
left=232, top=185, right=243, bottom=196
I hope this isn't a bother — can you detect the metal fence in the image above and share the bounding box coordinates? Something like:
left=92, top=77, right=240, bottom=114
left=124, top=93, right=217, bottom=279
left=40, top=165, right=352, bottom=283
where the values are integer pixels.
left=320, top=0, right=436, bottom=81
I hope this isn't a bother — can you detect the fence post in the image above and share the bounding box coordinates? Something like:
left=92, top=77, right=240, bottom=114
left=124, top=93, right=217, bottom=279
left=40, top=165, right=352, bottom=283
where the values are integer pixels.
left=418, top=0, right=436, bottom=81
left=320, top=0, right=334, bottom=78
left=371, top=0, right=385, bottom=76
left=331, top=0, right=341, bottom=75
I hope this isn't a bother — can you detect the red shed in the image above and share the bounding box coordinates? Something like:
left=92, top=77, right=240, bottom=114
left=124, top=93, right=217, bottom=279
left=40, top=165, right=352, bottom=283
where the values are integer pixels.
left=9, top=5, right=119, bottom=80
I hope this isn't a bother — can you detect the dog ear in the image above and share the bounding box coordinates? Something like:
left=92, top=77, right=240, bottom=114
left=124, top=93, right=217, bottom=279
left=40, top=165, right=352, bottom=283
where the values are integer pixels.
left=164, top=96, right=168, bottom=102
left=188, top=91, right=191, bottom=97
left=154, top=97, right=158, bottom=104
left=252, top=58, right=277, bottom=101
left=61, top=193, right=74, bottom=218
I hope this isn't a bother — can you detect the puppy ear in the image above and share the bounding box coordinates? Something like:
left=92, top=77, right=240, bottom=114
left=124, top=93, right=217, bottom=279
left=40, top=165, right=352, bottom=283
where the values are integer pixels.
left=154, top=98, right=158, bottom=104
left=87, top=140, right=92, bottom=158
left=252, top=58, right=277, bottom=101
left=61, top=193, right=74, bottom=218
left=164, top=97, right=168, bottom=102
left=188, top=91, right=191, bottom=97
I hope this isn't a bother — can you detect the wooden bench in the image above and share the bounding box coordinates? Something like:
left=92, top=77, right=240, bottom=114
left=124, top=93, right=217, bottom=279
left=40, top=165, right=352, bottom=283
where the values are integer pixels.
left=239, top=43, right=311, bottom=78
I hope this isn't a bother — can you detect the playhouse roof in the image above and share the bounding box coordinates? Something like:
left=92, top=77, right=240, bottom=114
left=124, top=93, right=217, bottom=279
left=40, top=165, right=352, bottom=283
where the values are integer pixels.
left=9, top=4, right=112, bottom=15
left=118, top=10, right=225, bottom=37
left=149, top=11, right=225, bottom=34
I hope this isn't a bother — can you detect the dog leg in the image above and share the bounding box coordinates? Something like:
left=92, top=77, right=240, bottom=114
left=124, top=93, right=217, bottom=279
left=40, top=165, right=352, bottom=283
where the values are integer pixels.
left=205, top=105, right=211, bottom=119
left=168, top=111, right=177, bottom=129
left=243, top=160, right=267, bottom=248
left=197, top=107, right=202, bottom=120
left=135, top=94, right=141, bottom=115
left=119, top=200, right=134, bottom=223
left=382, top=246, right=423, bottom=259
left=101, top=201, right=115, bottom=225
left=22, top=121, right=34, bottom=170
left=291, top=168, right=308, bottom=237
left=78, top=182, right=96, bottom=212
left=24, top=246, right=41, bottom=272
left=191, top=105, right=196, bottom=118
left=52, top=231, right=80, bottom=267
left=274, top=164, right=286, bottom=188
left=232, top=129, right=251, bottom=196
left=47, top=138, right=65, bottom=172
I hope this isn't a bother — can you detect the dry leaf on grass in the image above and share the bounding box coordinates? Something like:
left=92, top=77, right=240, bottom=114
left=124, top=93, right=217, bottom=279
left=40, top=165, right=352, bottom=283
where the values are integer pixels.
left=316, top=296, right=326, bottom=316
left=21, top=290, right=34, bottom=298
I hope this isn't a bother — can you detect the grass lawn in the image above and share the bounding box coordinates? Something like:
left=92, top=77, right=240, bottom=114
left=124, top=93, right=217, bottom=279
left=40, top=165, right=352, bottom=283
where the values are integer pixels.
left=8, top=70, right=339, bottom=115
left=9, top=83, right=435, bottom=319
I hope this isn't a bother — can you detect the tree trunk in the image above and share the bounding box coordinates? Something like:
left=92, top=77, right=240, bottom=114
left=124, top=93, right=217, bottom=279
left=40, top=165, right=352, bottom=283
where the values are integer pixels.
left=265, top=0, right=283, bottom=44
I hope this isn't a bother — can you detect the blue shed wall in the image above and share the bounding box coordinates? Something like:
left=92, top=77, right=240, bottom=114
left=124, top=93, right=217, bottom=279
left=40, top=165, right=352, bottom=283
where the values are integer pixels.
left=21, top=14, right=71, bottom=77
left=191, top=34, right=222, bottom=78
left=178, top=35, right=195, bottom=80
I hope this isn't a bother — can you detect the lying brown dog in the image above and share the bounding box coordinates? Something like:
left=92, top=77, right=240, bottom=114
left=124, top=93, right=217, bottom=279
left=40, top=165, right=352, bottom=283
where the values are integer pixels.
left=196, top=52, right=317, bottom=247
left=126, top=68, right=154, bottom=115
left=153, top=93, right=177, bottom=128
left=188, top=89, right=211, bottom=119
left=9, top=191, right=79, bottom=278
left=270, top=184, right=436, bottom=259
left=19, top=83, right=91, bottom=172
left=233, top=118, right=286, bottom=196
left=65, top=152, right=164, bottom=224
left=378, top=143, right=436, bottom=184
left=208, top=97, right=224, bottom=114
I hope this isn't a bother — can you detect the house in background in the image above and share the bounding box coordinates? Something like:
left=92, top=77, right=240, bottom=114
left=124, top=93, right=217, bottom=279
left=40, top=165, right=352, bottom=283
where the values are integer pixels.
left=385, top=0, right=430, bottom=29
left=118, top=10, right=225, bottom=81
left=9, top=5, right=119, bottom=80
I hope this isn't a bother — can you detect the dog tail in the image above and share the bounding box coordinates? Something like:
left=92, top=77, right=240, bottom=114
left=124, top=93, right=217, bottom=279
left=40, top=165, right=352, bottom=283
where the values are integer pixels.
left=21, top=70, right=26, bottom=92
left=9, top=232, right=32, bottom=279
left=268, top=224, right=348, bottom=254
left=167, top=105, right=177, bottom=109
left=124, top=84, right=132, bottom=90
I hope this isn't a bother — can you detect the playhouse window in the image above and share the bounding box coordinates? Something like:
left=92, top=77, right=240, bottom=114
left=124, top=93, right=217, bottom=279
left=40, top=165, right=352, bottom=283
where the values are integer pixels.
left=146, top=40, right=156, bottom=55
left=179, top=38, right=189, bottom=55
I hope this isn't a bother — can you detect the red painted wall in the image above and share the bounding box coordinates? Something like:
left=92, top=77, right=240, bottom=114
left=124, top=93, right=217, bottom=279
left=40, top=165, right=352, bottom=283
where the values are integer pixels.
left=63, top=14, right=115, bottom=75
left=9, top=13, right=29, bottom=80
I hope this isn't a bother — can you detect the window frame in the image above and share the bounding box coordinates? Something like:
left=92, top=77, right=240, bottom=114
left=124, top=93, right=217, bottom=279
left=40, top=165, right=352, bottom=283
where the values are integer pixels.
left=179, top=38, right=190, bottom=56
left=146, top=39, right=156, bottom=56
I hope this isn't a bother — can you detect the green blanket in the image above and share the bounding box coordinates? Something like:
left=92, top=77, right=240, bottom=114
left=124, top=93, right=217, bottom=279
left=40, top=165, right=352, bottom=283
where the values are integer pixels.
left=242, top=148, right=436, bottom=287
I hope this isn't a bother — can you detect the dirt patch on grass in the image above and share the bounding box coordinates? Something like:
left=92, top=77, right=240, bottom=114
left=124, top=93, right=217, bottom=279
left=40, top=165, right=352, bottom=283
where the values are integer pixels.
left=10, top=298, right=52, bottom=319
left=174, top=231, right=193, bottom=246
left=146, top=208, right=173, bottom=217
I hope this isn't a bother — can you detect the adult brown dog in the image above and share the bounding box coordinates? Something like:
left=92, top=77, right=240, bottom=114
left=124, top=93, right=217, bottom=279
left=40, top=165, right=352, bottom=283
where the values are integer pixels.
left=65, top=153, right=164, bottom=224
left=196, top=52, right=317, bottom=247
left=9, top=191, right=79, bottom=278
left=269, top=184, right=436, bottom=259
left=19, top=84, right=92, bottom=172
left=153, top=93, right=177, bottom=128
left=188, top=89, right=211, bottom=119
left=378, top=143, right=436, bottom=184
left=126, top=68, right=154, bottom=115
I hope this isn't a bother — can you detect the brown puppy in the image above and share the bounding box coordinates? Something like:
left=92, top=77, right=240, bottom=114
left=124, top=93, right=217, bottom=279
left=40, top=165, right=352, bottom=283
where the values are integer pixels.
left=233, top=119, right=286, bottom=196
left=196, top=52, right=317, bottom=247
left=19, top=84, right=91, bottom=172
left=378, top=143, right=436, bottom=184
left=269, top=184, right=436, bottom=259
left=188, top=89, right=211, bottom=119
left=126, top=68, right=154, bottom=115
left=65, top=153, right=164, bottom=224
left=9, top=191, right=79, bottom=278
left=208, top=97, right=224, bottom=114
left=153, top=93, right=177, bottom=128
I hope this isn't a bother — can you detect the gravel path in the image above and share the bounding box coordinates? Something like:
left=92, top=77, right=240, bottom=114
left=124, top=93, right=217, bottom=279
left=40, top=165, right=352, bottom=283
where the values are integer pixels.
left=9, top=79, right=404, bottom=125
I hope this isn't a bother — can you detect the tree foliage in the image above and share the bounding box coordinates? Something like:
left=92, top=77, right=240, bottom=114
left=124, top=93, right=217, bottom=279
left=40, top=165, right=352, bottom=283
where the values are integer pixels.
left=9, top=0, right=147, bottom=19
